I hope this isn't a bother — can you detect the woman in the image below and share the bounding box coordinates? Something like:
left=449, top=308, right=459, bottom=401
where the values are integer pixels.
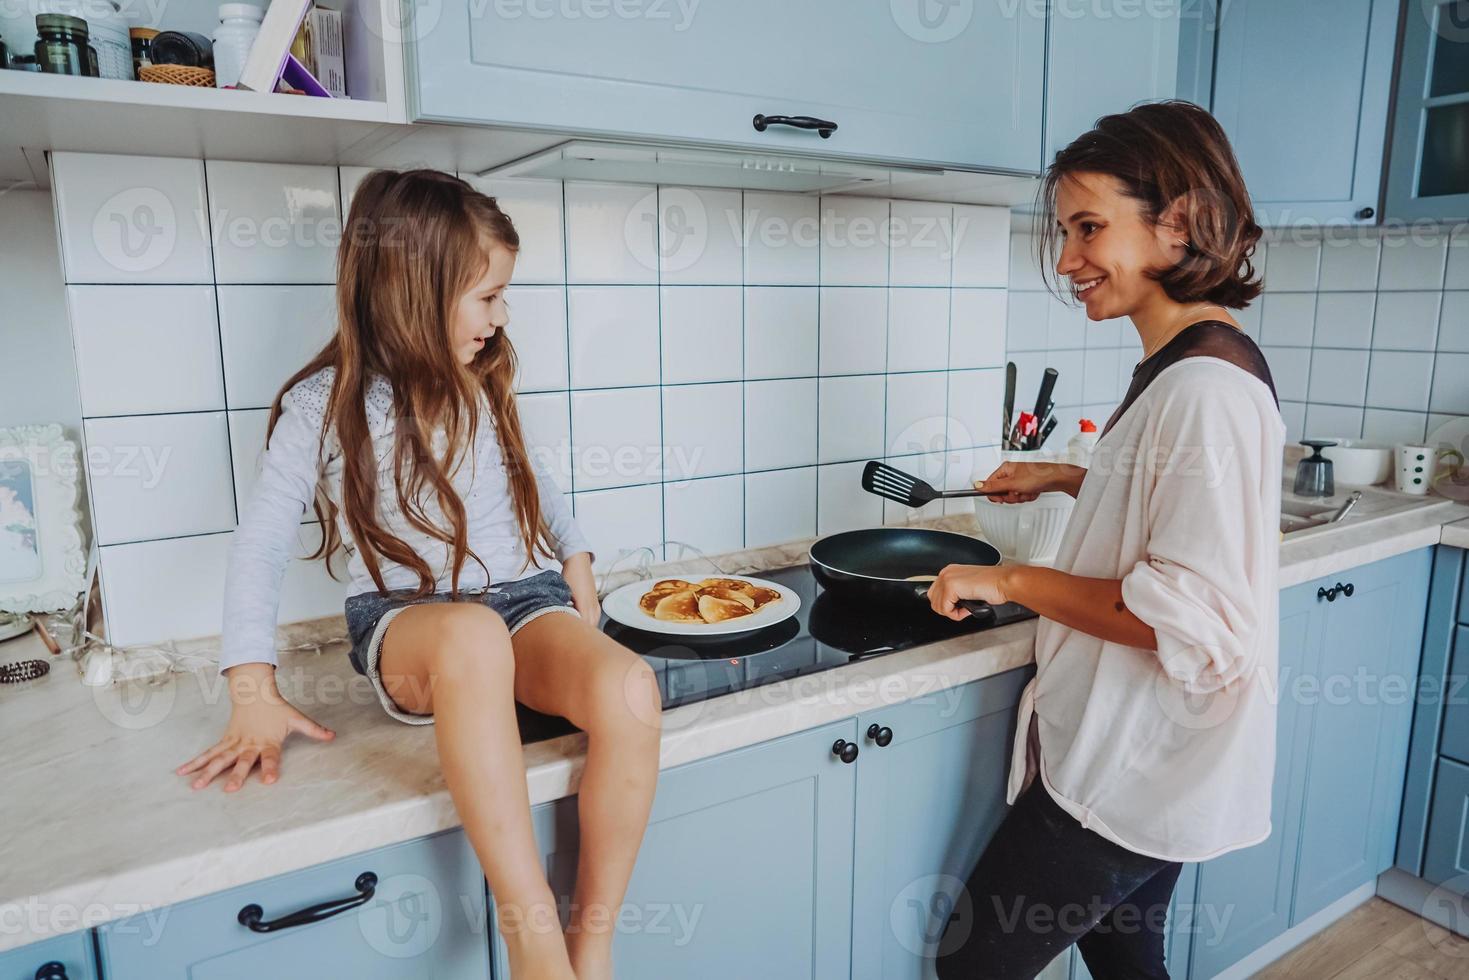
left=929, top=101, right=1284, bottom=978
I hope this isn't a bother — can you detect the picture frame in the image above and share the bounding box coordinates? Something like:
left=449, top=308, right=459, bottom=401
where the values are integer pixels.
left=0, top=423, right=88, bottom=613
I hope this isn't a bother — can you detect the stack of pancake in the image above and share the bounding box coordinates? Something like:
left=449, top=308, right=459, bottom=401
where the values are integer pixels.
left=638, top=577, right=782, bottom=624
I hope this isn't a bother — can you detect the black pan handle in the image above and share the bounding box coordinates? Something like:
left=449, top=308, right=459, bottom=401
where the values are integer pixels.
left=753, top=114, right=838, bottom=138
left=916, top=584, right=995, bottom=622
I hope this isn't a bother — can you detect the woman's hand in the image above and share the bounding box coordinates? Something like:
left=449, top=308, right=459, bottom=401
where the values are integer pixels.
left=176, top=664, right=334, bottom=792
left=562, top=551, right=601, bottom=624
left=974, top=461, right=1086, bottom=502
left=928, top=563, right=1016, bottom=620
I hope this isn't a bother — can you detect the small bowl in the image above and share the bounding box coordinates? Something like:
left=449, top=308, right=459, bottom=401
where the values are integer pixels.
left=1320, top=440, right=1393, bottom=486
left=972, top=492, right=1075, bottom=563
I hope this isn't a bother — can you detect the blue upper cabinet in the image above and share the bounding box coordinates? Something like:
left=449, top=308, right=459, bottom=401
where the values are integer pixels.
left=405, top=0, right=1047, bottom=172
left=1043, top=1, right=1184, bottom=166
left=0, top=932, right=98, bottom=980
left=1210, top=0, right=1401, bottom=226
left=1385, top=0, right=1469, bottom=221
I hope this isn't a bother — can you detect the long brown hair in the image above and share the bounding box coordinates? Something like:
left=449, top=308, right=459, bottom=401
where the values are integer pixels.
left=1037, top=100, right=1264, bottom=308
left=267, top=168, right=551, bottom=599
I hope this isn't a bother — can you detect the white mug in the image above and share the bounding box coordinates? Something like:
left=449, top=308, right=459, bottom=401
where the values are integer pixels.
left=1395, top=444, right=1462, bottom=495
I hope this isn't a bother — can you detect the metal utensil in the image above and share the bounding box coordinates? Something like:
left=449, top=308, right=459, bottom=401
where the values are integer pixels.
left=861, top=460, right=988, bottom=508
left=1003, top=361, right=1017, bottom=450
left=1032, top=368, right=1058, bottom=427
left=1329, top=490, right=1362, bottom=523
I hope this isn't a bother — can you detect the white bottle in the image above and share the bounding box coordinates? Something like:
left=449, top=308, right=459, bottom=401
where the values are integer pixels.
left=212, top=2, right=264, bottom=88
left=1067, top=420, right=1100, bottom=467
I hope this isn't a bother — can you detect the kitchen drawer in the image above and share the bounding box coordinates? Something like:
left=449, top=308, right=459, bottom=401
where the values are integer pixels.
left=0, top=931, right=98, bottom=980
left=1424, top=756, right=1469, bottom=888
left=1459, top=553, right=1469, bottom=625
left=1439, top=627, right=1469, bottom=767
left=96, top=829, right=487, bottom=980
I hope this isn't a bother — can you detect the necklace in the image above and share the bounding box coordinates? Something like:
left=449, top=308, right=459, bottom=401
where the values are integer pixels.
left=1139, top=303, right=1231, bottom=361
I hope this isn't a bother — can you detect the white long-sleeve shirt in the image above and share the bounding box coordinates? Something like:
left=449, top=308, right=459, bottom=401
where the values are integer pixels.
left=1007, top=356, right=1285, bottom=862
left=218, top=367, right=591, bottom=673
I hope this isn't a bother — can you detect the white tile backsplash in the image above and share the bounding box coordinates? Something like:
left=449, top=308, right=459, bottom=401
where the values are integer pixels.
left=658, top=186, right=743, bottom=285
left=1260, top=293, right=1317, bottom=347
left=1313, top=292, right=1376, bottom=349
left=1366, top=350, right=1435, bottom=412
left=470, top=176, right=566, bottom=284
left=744, top=467, right=816, bottom=548
left=84, top=412, right=237, bottom=545
left=889, top=201, right=953, bottom=287
left=885, top=371, right=948, bottom=459
left=565, top=182, right=659, bottom=284
left=570, top=386, right=662, bottom=491
left=506, top=285, right=571, bottom=393
left=1262, top=240, right=1321, bottom=292
left=69, top=285, right=224, bottom=417
left=567, top=285, right=660, bottom=388
left=51, top=152, right=213, bottom=285
left=952, top=206, right=1011, bottom=288
left=816, top=460, right=882, bottom=534
left=1307, top=348, right=1370, bottom=406
left=820, top=197, right=890, bottom=287
left=1372, top=291, right=1441, bottom=351
left=663, top=475, right=743, bottom=555
left=217, top=285, right=337, bottom=408
left=818, top=374, right=886, bottom=464
left=1378, top=236, right=1447, bottom=291
left=744, top=286, right=818, bottom=379
left=887, top=288, right=951, bottom=373
left=1318, top=238, right=1380, bottom=292
left=1441, top=292, right=1469, bottom=353
left=662, top=382, right=744, bottom=480
left=818, top=286, right=889, bottom=376
left=205, top=161, right=340, bottom=284
left=948, top=289, right=1007, bottom=370
left=742, top=192, right=820, bottom=285
left=745, top=378, right=818, bottom=471
left=571, top=483, right=663, bottom=565
left=660, top=286, right=742, bottom=384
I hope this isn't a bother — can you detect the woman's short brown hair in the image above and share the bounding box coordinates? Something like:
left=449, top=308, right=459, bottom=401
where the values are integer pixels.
left=1036, top=99, right=1263, bottom=309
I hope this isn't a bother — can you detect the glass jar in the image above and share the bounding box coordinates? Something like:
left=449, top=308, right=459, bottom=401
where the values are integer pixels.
left=34, top=13, right=95, bottom=76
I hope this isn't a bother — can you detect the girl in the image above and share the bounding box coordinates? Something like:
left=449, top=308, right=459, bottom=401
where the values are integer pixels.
left=929, top=101, right=1283, bottom=978
left=177, top=169, right=662, bottom=980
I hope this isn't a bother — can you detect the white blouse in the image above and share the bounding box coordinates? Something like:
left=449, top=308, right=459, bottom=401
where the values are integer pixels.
left=218, top=367, right=591, bottom=673
left=1007, top=357, right=1286, bottom=862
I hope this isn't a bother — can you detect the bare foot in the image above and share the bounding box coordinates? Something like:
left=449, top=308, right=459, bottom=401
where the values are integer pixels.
left=500, top=904, right=576, bottom=980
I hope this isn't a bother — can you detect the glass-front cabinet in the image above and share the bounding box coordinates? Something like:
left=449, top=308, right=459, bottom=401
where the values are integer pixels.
left=1386, top=0, right=1469, bottom=220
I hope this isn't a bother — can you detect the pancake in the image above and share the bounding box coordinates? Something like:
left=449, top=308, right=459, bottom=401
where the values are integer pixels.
left=742, top=586, right=781, bottom=608
left=697, top=586, right=756, bottom=610
left=651, top=579, right=695, bottom=592
left=652, top=590, right=704, bottom=623
left=697, top=594, right=754, bottom=623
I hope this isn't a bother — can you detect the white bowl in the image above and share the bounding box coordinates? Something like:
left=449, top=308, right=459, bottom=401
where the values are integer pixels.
left=1320, top=440, right=1393, bottom=486
left=972, top=492, right=1075, bottom=563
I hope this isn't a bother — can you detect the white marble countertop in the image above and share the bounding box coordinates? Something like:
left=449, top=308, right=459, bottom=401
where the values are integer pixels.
left=1443, top=517, right=1469, bottom=550
left=2, top=489, right=1466, bottom=954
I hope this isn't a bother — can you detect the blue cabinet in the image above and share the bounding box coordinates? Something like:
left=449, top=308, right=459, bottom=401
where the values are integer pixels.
left=849, top=668, right=1029, bottom=978
left=0, top=932, right=97, bottom=980
left=1290, top=548, right=1431, bottom=922
left=405, top=0, right=1047, bottom=172
left=506, top=716, right=860, bottom=979
left=1210, top=0, right=1400, bottom=225
left=1385, top=0, right=1469, bottom=221
left=1424, top=756, right=1469, bottom=884
left=96, top=829, right=489, bottom=979
left=1188, top=548, right=1431, bottom=977
left=1043, top=1, right=1184, bottom=164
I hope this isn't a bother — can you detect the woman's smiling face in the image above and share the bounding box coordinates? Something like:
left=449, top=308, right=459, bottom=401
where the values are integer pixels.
left=1053, top=171, right=1182, bottom=322
left=451, top=243, right=517, bottom=365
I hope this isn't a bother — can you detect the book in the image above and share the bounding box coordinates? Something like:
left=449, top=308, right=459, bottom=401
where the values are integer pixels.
left=236, top=0, right=315, bottom=95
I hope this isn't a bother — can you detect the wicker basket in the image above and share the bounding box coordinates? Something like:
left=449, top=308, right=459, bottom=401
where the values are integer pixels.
left=139, top=64, right=215, bottom=86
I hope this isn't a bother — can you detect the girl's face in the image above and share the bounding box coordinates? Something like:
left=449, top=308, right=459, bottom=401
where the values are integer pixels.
left=451, top=243, right=517, bottom=365
left=1053, top=171, right=1184, bottom=321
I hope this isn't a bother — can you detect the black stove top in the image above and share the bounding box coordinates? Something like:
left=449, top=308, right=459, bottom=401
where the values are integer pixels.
left=515, top=564, right=1036, bottom=744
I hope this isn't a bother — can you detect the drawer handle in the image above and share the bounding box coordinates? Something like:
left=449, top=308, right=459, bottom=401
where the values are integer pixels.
left=1317, top=582, right=1356, bottom=603
left=237, top=871, right=378, bottom=933
left=35, top=963, right=68, bottom=980
left=832, top=739, right=859, bottom=764
left=753, top=113, right=838, bottom=138
left=866, top=723, right=894, bottom=747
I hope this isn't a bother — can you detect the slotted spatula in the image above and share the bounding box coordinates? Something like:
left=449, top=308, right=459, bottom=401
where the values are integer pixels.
left=861, top=460, right=989, bottom=508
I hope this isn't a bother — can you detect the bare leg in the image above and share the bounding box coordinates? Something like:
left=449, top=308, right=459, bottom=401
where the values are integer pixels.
left=377, top=603, right=575, bottom=980
left=510, top=611, right=663, bottom=980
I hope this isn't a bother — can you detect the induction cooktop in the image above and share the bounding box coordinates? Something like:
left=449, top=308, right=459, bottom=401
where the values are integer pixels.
left=514, top=563, right=1036, bottom=745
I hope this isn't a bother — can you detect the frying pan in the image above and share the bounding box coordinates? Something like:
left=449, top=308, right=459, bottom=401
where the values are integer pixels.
left=808, top=527, right=1000, bottom=621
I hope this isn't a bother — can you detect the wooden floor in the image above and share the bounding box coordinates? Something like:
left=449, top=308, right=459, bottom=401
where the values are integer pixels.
left=1253, top=898, right=1469, bottom=979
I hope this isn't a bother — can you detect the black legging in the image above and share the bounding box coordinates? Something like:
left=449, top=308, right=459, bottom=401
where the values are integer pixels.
left=934, top=780, right=1182, bottom=979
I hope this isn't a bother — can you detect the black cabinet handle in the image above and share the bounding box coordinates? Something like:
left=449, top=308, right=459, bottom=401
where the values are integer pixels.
left=238, top=872, right=377, bottom=933
left=866, top=723, right=894, bottom=747
left=1341, top=582, right=1354, bottom=597
left=1318, top=585, right=1337, bottom=602
left=1317, top=582, right=1356, bottom=602
left=35, top=963, right=67, bottom=980
left=832, top=739, right=859, bottom=764
left=1355, top=206, right=1375, bottom=220
left=753, top=114, right=838, bottom=138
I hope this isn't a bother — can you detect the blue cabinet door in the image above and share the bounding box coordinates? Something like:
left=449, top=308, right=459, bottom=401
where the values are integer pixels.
left=502, top=717, right=858, bottom=979
left=1384, top=0, right=1469, bottom=221
left=1044, top=1, right=1183, bottom=164
left=1291, top=548, right=1433, bottom=923
left=1436, top=626, right=1469, bottom=765
left=1210, top=0, right=1400, bottom=225
left=96, top=830, right=488, bottom=979
left=1164, top=861, right=1199, bottom=980
left=1187, top=578, right=1316, bottom=979
left=1423, top=756, right=1469, bottom=886
left=848, top=667, right=1030, bottom=979
left=406, top=0, right=1047, bottom=172
left=0, top=932, right=97, bottom=980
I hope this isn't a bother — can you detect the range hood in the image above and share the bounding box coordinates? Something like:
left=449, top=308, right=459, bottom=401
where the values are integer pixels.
left=478, top=140, right=1039, bottom=205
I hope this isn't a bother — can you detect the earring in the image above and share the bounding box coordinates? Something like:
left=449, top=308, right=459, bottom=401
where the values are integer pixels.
left=1175, top=238, right=1190, bottom=249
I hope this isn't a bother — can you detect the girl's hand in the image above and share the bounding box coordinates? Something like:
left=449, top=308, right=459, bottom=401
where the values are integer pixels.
left=974, top=461, right=1086, bottom=502
left=561, top=551, right=601, bottom=624
left=928, top=563, right=1015, bottom=620
left=176, top=664, right=334, bottom=792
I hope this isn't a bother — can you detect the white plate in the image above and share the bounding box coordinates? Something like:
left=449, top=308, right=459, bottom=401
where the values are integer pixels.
left=602, top=574, right=800, bottom=636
